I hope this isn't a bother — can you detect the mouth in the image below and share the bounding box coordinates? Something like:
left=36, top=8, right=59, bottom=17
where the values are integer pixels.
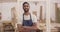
left=25, top=8, right=28, bottom=10
left=24, top=9, right=29, bottom=12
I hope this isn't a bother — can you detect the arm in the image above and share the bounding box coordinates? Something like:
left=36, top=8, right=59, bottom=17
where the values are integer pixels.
left=32, top=15, right=37, bottom=28
left=17, top=24, right=22, bottom=28
left=22, top=23, right=37, bottom=29
left=17, top=24, right=27, bottom=31
left=17, top=24, right=23, bottom=30
left=32, top=23, right=37, bottom=28
left=31, top=16, right=37, bottom=28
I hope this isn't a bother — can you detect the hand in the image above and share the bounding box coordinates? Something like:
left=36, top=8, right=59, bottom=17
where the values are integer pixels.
left=22, top=26, right=37, bottom=29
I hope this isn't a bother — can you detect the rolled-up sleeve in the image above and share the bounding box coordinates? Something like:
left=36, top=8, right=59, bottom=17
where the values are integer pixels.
left=32, top=15, right=37, bottom=23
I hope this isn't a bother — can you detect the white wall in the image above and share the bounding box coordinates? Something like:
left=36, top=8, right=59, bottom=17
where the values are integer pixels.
left=50, top=0, right=60, bottom=21
left=0, top=3, right=2, bottom=12
left=1, top=2, right=17, bottom=21
left=0, top=1, right=46, bottom=21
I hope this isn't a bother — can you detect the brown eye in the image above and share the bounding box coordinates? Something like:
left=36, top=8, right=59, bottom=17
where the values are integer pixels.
left=27, top=6, right=29, bottom=7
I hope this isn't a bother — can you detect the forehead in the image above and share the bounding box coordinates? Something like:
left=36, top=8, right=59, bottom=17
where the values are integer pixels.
left=23, top=2, right=29, bottom=6
left=23, top=3, right=29, bottom=6
left=24, top=4, right=29, bottom=6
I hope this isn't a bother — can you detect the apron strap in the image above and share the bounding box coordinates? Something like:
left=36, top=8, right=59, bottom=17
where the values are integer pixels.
left=23, top=14, right=24, bottom=20
left=30, top=14, right=32, bottom=20
left=23, top=13, right=32, bottom=20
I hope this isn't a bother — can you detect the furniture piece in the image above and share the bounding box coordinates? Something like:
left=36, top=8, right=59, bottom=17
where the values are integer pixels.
left=2, top=20, right=15, bottom=32
left=37, top=21, right=46, bottom=32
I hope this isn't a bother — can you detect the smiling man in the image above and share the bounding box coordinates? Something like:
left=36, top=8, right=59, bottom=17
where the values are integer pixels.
left=17, top=2, right=37, bottom=32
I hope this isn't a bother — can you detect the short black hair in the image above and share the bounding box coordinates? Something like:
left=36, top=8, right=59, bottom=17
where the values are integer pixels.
left=23, top=2, right=29, bottom=6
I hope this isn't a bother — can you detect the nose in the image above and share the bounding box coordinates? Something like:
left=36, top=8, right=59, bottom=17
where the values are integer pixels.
left=25, top=6, right=28, bottom=9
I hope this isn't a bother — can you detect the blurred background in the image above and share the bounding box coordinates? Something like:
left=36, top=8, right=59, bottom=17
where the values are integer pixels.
left=0, top=0, right=60, bottom=32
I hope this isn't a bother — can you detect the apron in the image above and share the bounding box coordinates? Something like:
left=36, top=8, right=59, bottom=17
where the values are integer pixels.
left=22, top=14, right=36, bottom=32
left=22, top=14, right=33, bottom=26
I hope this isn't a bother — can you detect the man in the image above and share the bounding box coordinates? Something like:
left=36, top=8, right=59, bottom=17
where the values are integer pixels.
left=17, top=2, right=37, bottom=32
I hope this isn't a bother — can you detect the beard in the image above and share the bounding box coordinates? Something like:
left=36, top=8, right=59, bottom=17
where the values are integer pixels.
left=24, top=8, right=29, bottom=12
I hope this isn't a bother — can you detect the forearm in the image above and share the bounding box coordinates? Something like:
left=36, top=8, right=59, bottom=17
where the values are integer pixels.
left=17, top=24, right=22, bottom=27
left=22, top=23, right=37, bottom=29
left=17, top=23, right=37, bottom=29
left=17, top=24, right=23, bottom=30
left=32, top=23, right=37, bottom=27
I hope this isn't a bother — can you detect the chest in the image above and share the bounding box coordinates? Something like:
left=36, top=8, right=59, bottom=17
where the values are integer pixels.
left=23, top=15, right=31, bottom=20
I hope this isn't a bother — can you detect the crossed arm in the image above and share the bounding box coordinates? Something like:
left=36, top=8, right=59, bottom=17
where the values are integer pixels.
left=17, top=23, right=37, bottom=30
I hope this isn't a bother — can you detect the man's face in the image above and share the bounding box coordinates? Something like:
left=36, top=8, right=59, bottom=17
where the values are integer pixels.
left=23, top=3, right=30, bottom=12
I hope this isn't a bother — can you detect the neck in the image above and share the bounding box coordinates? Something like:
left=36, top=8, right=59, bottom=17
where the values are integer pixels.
left=24, top=12, right=30, bottom=15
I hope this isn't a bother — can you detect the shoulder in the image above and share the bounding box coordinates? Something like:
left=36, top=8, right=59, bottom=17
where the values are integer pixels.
left=30, top=13, right=37, bottom=22
left=31, top=13, right=36, bottom=18
left=19, top=14, right=23, bottom=19
left=30, top=13, right=37, bottom=20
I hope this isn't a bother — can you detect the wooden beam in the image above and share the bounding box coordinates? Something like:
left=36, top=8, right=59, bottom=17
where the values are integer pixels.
left=55, top=3, right=58, bottom=23
left=11, top=7, right=17, bottom=25
left=0, top=12, right=1, bottom=20
left=40, top=6, right=43, bottom=20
